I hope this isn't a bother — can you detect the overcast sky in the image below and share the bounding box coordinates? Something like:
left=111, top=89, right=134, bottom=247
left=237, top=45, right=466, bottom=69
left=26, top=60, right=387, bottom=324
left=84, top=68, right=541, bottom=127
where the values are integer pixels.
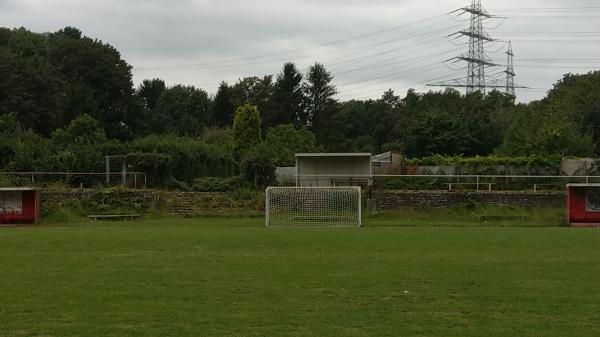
left=1, top=0, right=599, bottom=102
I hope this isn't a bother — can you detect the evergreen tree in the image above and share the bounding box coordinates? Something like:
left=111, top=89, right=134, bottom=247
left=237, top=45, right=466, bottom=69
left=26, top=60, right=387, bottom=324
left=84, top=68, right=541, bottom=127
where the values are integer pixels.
left=232, top=104, right=262, bottom=157
left=302, top=63, right=337, bottom=129
left=270, top=62, right=304, bottom=128
left=213, top=82, right=235, bottom=127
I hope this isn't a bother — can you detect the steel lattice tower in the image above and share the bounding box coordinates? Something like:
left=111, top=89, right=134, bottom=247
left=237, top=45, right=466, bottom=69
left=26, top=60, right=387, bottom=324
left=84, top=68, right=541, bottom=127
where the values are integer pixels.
left=428, top=0, right=500, bottom=94
left=505, top=41, right=516, bottom=97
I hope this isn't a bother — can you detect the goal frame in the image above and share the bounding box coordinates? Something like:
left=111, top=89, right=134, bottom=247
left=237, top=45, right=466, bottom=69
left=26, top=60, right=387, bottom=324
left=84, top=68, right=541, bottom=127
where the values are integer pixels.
left=265, top=186, right=362, bottom=227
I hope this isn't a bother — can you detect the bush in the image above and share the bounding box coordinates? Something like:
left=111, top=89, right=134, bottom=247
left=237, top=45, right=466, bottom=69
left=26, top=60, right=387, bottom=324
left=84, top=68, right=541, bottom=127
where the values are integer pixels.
left=404, top=155, right=563, bottom=168
left=240, top=146, right=276, bottom=188
left=192, top=176, right=244, bottom=192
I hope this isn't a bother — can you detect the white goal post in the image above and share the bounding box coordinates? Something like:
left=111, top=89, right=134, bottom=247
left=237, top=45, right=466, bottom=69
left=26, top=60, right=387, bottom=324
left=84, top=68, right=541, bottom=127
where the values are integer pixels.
left=265, top=187, right=362, bottom=227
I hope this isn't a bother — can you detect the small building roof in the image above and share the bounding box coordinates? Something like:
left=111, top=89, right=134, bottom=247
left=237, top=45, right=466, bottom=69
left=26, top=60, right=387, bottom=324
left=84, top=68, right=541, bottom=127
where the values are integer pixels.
left=567, top=184, right=600, bottom=187
left=372, top=151, right=392, bottom=163
left=296, top=153, right=372, bottom=158
left=0, top=187, right=42, bottom=191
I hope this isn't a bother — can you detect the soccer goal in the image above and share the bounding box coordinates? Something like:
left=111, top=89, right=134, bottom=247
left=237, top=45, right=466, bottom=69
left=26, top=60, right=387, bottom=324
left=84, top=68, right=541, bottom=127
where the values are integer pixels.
left=265, top=187, right=362, bottom=227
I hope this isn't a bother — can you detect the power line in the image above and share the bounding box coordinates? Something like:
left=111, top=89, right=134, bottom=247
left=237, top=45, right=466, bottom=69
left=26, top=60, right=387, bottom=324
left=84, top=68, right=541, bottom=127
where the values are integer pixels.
left=133, top=14, right=449, bottom=71
left=428, top=0, right=503, bottom=94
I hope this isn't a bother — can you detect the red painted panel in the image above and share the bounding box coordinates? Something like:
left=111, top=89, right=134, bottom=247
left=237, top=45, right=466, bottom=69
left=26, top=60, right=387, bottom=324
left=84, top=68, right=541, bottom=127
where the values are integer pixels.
left=568, top=187, right=587, bottom=223
left=568, top=186, right=600, bottom=226
left=0, top=190, right=40, bottom=224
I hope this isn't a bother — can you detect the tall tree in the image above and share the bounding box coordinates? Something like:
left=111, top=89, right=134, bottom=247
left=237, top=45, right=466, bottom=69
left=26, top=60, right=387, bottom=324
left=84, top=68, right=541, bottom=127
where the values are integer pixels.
left=269, top=62, right=304, bottom=129
left=47, top=26, right=138, bottom=139
left=212, top=82, right=235, bottom=127
left=302, top=63, right=337, bottom=129
left=231, top=76, right=274, bottom=120
left=137, top=79, right=166, bottom=112
left=151, top=85, right=211, bottom=136
left=498, top=103, right=595, bottom=157
left=543, top=71, right=600, bottom=153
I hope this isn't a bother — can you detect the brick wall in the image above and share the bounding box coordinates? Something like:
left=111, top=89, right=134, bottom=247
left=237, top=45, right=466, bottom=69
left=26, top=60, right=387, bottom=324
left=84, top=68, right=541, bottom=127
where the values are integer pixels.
left=371, top=190, right=565, bottom=210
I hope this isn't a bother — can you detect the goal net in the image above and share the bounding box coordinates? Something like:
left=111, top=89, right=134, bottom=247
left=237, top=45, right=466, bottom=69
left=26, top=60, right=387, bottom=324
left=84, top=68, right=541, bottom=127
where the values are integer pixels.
left=265, top=187, right=362, bottom=227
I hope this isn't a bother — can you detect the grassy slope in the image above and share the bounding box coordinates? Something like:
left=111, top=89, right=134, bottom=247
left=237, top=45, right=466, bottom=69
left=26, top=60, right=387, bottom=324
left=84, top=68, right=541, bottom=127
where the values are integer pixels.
left=1, top=217, right=599, bottom=337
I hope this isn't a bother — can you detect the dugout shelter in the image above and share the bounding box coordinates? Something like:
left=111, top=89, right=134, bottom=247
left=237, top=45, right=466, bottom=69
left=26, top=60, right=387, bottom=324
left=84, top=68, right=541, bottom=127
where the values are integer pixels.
left=567, top=184, right=600, bottom=227
left=295, top=153, right=372, bottom=187
left=0, top=187, right=42, bottom=225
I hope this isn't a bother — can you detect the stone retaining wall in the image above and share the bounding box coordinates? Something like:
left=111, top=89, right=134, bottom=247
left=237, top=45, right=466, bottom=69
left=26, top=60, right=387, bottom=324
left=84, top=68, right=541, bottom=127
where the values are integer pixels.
left=371, top=190, right=565, bottom=210
left=41, top=190, right=251, bottom=216
left=41, top=190, right=566, bottom=216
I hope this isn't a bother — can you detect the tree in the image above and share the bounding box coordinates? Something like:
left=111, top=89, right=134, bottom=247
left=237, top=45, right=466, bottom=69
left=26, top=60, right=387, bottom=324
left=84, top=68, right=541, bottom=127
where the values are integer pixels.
left=399, top=109, right=473, bottom=157
left=232, top=104, right=262, bottom=157
left=231, top=76, right=274, bottom=123
left=50, top=114, right=109, bottom=172
left=137, top=78, right=166, bottom=112
left=264, top=124, right=321, bottom=166
left=47, top=27, right=138, bottom=139
left=543, top=71, right=600, bottom=153
left=498, top=104, right=595, bottom=157
left=240, top=144, right=276, bottom=188
left=269, top=63, right=304, bottom=128
left=302, top=63, right=337, bottom=129
left=151, top=85, right=211, bottom=136
left=212, top=82, right=235, bottom=127
left=381, top=89, right=401, bottom=108
left=0, top=32, right=63, bottom=136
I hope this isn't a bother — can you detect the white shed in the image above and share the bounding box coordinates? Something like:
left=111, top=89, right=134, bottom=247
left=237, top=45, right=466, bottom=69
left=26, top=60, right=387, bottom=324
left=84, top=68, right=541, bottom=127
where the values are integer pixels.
left=295, top=153, right=372, bottom=187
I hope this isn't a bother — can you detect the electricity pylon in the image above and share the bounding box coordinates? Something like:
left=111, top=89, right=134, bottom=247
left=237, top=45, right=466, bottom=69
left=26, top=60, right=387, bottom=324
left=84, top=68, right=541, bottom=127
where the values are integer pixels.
left=505, top=41, right=516, bottom=97
left=428, top=0, right=501, bottom=94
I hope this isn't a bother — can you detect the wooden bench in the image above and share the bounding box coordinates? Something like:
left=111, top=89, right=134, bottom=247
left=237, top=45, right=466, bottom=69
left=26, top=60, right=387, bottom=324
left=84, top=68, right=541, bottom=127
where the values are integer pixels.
left=88, top=214, right=142, bottom=221
left=479, top=215, right=529, bottom=221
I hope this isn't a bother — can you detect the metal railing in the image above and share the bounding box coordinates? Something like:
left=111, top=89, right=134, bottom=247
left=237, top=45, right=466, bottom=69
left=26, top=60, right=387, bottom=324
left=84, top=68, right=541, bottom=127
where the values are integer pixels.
left=295, top=174, right=600, bottom=192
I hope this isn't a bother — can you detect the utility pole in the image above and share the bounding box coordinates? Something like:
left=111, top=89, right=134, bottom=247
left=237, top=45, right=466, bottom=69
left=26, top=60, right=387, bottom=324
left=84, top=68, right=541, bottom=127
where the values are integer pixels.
left=428, top=0, right=501, bottom=93
left=505, top=41, right=516, bottom=97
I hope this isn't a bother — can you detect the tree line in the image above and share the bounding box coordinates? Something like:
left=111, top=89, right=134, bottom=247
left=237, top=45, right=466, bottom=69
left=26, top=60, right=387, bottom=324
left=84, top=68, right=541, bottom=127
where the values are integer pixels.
left=1, top=26, right=599, bottom=188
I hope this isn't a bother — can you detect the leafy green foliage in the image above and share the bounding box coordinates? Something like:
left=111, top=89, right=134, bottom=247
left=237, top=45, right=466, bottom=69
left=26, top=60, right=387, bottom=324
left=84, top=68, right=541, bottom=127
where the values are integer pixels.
left=150, top=85, right=211, bottom=136
left=212, top=82, right=235, bottom=127
left=498, top=104, right=595, bottom=157
left=3, top=25, right=600, bottom=191
left=130, top=134, right=237, bottom=186
left=192, top=176, right=244, bottom=192
left=404, top=155, right=563, bottom=168
left=264, top=124, right=321, bottom=166
left=232, top=104, right=262, bottom=157
left=269, top=62, right=304, bottom=129
left=240, top=145, right=276, bottom=188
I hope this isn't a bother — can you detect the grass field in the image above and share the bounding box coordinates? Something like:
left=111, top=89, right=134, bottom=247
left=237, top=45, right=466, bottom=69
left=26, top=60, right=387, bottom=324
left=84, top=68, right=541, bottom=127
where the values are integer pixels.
left=1, top=215, right=600, bottom=337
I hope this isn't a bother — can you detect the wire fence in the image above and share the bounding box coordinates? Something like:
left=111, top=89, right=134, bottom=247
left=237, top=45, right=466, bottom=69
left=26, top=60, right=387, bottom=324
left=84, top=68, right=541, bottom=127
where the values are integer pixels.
left=0, top=172, right=148, bottom=189
left=296, top=174, right=600, bottom=192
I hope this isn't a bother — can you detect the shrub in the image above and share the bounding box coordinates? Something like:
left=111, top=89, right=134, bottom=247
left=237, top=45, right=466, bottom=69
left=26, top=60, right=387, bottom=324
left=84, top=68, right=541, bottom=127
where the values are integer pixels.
left=192, top=176, right=244, bottom=192
left=240, top=146, right=276, bottom=188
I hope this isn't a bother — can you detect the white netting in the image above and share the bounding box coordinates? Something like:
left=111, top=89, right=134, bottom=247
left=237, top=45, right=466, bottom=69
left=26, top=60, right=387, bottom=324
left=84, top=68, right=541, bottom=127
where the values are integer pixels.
left=265, top=187, right=362, bottom=227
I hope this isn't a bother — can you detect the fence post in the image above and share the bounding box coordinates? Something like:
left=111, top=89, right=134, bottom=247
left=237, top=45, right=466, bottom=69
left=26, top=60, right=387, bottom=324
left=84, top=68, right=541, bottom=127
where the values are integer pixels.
left=476, top=176, right=480, bottom=191
left=105, top=156, right=110, bottom=185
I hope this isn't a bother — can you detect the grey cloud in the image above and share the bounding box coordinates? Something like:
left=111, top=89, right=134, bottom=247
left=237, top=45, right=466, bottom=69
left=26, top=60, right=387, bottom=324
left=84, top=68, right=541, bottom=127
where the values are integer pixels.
left=0, top=0, right=598, bottom=102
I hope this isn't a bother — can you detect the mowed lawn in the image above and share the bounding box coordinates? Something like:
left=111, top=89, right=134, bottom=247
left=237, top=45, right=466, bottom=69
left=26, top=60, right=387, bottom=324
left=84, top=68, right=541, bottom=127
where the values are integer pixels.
left=1, top=218, right=600, bottom=337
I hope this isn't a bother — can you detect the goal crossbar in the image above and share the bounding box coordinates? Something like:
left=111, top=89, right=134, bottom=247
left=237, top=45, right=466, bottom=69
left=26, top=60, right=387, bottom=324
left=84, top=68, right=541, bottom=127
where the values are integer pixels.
left=265, top=186, right=362, bottom=227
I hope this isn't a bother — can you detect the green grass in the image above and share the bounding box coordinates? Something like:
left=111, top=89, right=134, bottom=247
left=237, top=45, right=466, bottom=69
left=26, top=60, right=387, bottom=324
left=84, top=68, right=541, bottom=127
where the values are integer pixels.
left=1, top=216, right=600, bottom=337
